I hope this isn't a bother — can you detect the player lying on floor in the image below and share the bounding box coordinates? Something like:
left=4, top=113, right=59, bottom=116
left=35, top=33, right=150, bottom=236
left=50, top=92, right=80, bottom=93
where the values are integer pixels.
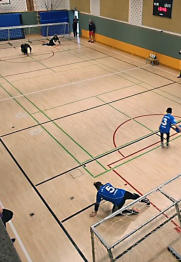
left=90, top=182, right=150, bottom=217
left=42, top=34, right=61, bottom=46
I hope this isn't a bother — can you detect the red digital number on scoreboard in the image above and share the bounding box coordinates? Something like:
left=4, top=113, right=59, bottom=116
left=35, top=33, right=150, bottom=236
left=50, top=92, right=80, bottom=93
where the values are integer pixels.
left=158, top=7, right=167, bottom=12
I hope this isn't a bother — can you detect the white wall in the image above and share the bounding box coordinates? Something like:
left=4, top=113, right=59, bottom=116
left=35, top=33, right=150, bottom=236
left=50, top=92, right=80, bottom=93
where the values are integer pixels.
left=34, top=0, right=70, bottom=11
left=0, top=0, right=27, bottom=13
left=0, top=0, right=70, bottom=13
left=90, top=0, right=100, bottom=16
left=129, top=0, right=143, bottom=25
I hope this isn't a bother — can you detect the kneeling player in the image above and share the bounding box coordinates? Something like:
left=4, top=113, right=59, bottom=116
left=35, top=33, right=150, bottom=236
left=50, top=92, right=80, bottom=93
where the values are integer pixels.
left=21, top=43, right=32, bottom=56
left=21, top=43, right=32, bottom=55
left=90, top=182, right=150, bottom=217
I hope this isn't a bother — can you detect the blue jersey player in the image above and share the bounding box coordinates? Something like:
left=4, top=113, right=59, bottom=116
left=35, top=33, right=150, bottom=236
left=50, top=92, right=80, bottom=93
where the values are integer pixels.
left=159, top=108, right=181, bottom=147
left=90, top=182, right=150, bottom=217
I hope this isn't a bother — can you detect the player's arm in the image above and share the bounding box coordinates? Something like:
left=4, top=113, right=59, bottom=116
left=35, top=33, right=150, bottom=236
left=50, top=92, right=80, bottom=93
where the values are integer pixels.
left=171, top=117, right=181, bottom=131
left=90, top=193, right=101, bottom=217
left=173, top=123, right=181, bottom=131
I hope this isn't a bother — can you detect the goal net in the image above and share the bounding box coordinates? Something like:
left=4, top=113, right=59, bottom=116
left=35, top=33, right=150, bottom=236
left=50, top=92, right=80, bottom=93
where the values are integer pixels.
left=0, top=22, right=70, bottom=44
left=90, top=174, right=181, bottom=262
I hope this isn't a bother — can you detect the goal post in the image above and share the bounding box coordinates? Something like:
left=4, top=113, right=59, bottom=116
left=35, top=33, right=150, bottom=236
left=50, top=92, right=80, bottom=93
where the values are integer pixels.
left=90, top=174, right=181, bottom=262
left=0, top=22, right=70, bottom=43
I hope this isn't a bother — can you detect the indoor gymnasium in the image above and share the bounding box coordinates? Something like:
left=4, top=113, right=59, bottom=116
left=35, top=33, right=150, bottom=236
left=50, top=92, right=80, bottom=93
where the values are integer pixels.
left=0, top=0, right=181, bottom=261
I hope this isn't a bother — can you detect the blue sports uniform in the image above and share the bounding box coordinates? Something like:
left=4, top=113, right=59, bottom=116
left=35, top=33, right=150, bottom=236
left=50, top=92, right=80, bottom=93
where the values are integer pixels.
left=159, top=114, right=176, bottom=133
left=175, top=125, right=181, bottom=133
left=95, top=183, right=126, bottom=212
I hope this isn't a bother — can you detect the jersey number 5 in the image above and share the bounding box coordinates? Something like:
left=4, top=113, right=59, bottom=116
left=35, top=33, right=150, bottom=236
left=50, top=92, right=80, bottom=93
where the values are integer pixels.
left=105, top=185, right=115, bottom=193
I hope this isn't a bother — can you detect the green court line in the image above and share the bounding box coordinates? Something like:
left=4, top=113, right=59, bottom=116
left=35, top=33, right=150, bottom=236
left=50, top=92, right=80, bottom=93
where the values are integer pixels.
left=82, top=130, right=158, bottom=165
left=123, top=70, right=173, bottom=88
left=0, top=82, right=95, bottom=178
left=79, top=96, right=157, bottom=165
left=93, top=134, right=181, bottom=178
left=30, top=51, right=143, bottom=115
left=138, top=81, right=181, bottom=111
left=0, top=74, right=107, bottom=172
left=151, top=89, right=181, bottom=106
left=29, top=52, right=56, bottom=73
left=92, top=61, right=142, bottom=85
left=97, top=96, right=155, bottom=133
left=31, top=82, right=140, bottom=115
left=157, top=88, right=181, bottom=101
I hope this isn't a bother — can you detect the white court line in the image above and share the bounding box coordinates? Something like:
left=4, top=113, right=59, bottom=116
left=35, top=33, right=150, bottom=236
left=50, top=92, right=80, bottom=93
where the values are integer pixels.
left=0, top=65, right=146, bottom=103
left=0, top=201, right=32, bottom=262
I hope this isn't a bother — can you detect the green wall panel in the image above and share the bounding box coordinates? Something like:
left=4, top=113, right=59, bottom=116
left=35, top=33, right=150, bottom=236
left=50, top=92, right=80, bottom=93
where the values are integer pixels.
left=21, top=12, right=39, bottom=25
left=21, top=12, right=40, bottom=35
left=79, top=13, right=181, bottom=59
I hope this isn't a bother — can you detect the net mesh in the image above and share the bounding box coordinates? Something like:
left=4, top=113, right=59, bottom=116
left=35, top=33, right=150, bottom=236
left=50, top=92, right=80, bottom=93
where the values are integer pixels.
left=0, top=0, right=27, bottom=12
left=34, top=0, right=67, bottom=11
left=91, top=175, right=181, bottom=262
left=0, top=22, right=70, bottom=43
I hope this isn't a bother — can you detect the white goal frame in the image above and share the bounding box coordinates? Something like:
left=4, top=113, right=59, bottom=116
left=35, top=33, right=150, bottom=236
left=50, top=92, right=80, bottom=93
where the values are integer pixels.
left=90, top=174, right=181, bottom=262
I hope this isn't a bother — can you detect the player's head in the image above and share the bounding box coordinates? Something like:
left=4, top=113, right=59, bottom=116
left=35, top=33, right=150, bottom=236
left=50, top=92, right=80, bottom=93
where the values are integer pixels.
left=166, top=107, right=172, bottom=114
left=94, top=182, right=103, bottom=191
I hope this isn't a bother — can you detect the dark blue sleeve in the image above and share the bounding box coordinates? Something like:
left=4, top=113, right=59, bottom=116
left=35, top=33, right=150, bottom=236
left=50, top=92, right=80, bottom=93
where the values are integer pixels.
left=171, top=116, right=176, bottom=124
left=94, top=192, right=102, bottom=212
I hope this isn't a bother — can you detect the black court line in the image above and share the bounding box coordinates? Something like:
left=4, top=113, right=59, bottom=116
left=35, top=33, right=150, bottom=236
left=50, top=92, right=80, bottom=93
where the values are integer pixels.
left=61, top=203, right=95, bottom=223
left=2, top=54, right=108, bottom=77
left=0, top=138, right=88, bottom=262
left=35, top=163, right=87, bottom=186
left=36, top=129, right=160, bottom=186
left=0, top=51, right=54, bottom=62
left=1, top=81, right=174, bottom=138
left=82, top=42, right=179, bottom=83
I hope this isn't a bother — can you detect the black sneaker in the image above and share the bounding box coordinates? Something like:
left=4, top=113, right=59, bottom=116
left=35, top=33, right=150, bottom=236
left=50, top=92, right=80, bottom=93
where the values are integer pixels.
left=122, top=209, right=139, bottom=215
left=161, top=142, right=164, bottom=148
left=166, top=143, right=169, bottom=147
left=141, top=198, right=150, bottom=206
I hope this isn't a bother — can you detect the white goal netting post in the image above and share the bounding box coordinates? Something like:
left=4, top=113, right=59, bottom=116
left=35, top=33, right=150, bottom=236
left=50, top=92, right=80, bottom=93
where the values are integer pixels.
left=0, top=22, right=70, bottom=44
left=91, top=174, right=181, bottom=262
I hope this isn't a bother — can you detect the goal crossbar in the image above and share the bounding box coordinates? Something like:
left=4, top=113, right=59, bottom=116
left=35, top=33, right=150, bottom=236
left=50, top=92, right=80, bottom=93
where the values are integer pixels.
left=90, top=174, right=181, bottom=262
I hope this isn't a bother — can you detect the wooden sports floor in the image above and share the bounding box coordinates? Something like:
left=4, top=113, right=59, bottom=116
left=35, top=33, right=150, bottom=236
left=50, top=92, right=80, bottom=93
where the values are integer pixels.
left=0, top=36, right=181, bottom=262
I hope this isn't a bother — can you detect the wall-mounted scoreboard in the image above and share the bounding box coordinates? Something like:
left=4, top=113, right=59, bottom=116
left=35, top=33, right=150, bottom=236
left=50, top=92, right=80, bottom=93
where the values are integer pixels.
left=153, top=0, right=173, bottom=18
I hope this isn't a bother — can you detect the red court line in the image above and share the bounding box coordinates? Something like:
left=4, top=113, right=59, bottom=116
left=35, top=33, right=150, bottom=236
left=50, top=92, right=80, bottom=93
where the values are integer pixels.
left=109, top=114, right=181, bottom=230
left=112, top=114, right=162, bottom=157
left=110, top=132, right=178, bottom=166
left=113, top=113, right=181, bottom=159
left=108, top=165, right=180, bottom=229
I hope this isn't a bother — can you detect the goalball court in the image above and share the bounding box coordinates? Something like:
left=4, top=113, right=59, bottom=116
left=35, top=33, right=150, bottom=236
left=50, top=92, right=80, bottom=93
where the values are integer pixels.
left=0, top=27, right=181, bottom=262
